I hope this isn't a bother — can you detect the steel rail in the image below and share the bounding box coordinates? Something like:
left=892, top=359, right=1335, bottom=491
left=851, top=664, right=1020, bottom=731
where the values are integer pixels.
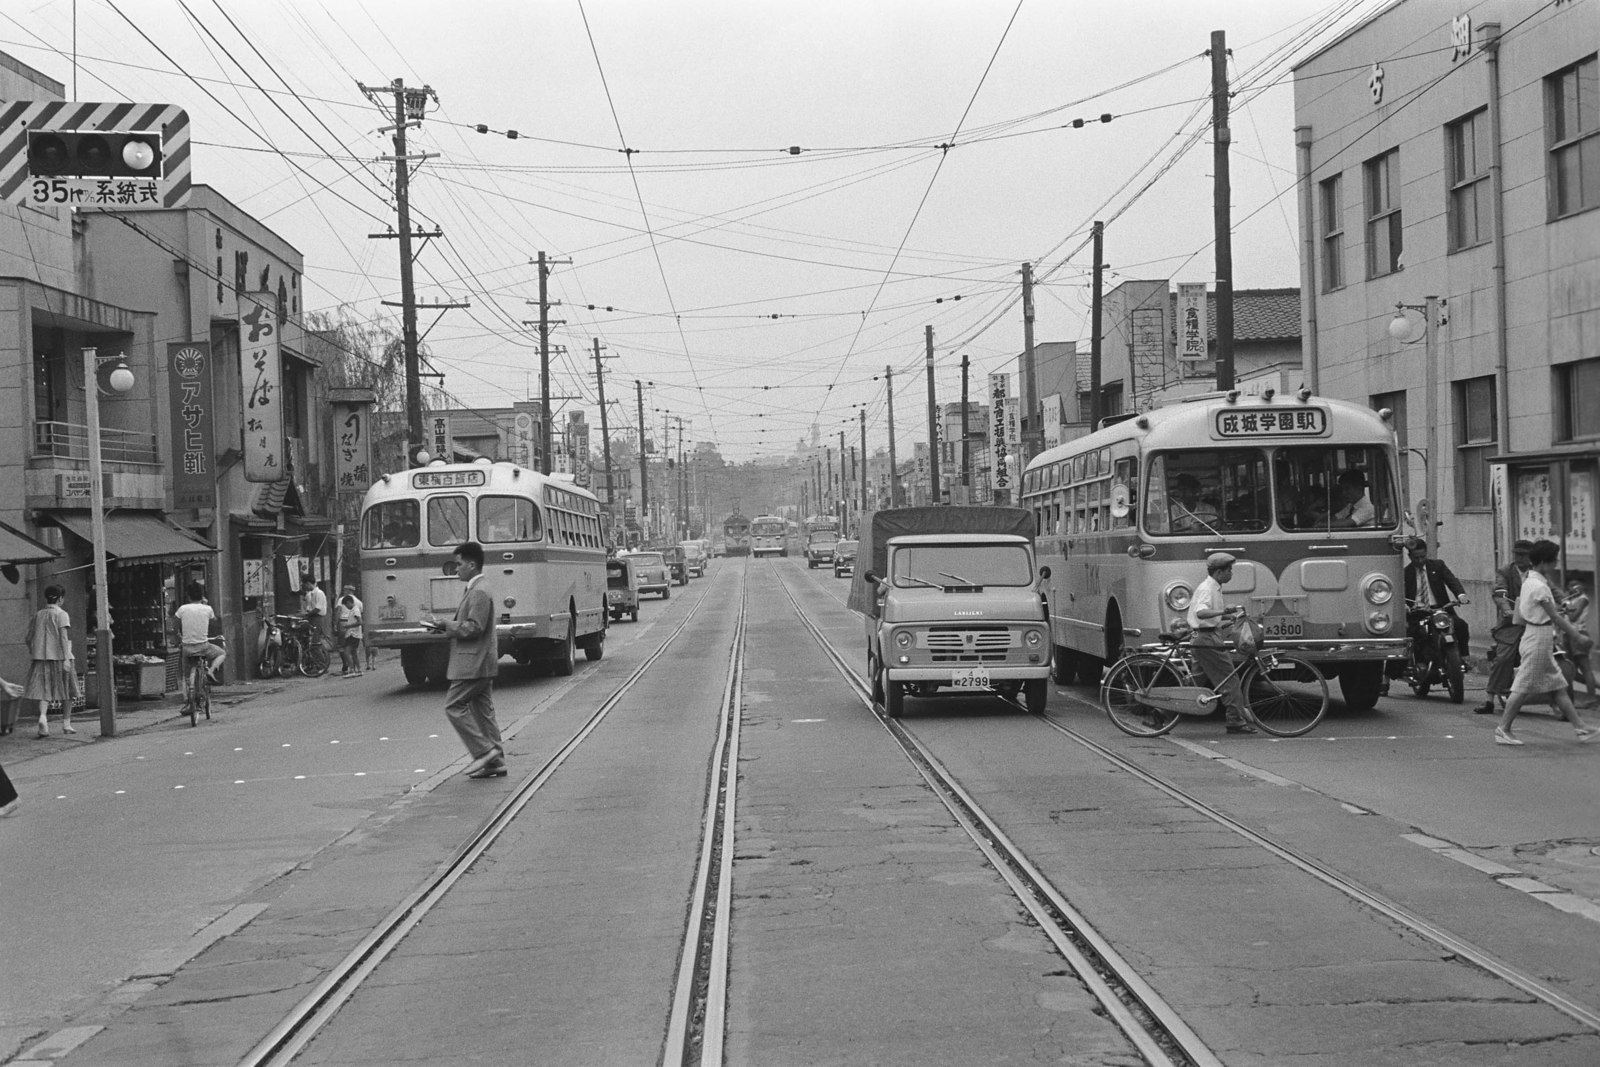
left=1039, top=700, right=1600, bottom=1033
left=662, top=585, right=746, bottom=1065
left=774, top=573, right=1220, bottom=1067
left=237, top=570, right=731, bottom=1067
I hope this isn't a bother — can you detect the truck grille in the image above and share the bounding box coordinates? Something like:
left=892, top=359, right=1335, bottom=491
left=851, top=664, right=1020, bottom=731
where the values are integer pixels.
left=923, top=626, right=1014, bottom=663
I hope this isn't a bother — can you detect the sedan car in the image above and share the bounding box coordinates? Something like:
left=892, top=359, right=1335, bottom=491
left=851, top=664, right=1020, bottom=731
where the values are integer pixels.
left=619, top=551, right=671, bottom=599
left=833, top=539, right=858, bottom=578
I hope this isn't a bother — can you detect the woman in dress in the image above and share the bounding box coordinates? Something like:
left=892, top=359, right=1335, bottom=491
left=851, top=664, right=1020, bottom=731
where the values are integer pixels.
left=1495, top=541, right=1597, bottom=745
left=25, top=585, right=76, bottom=738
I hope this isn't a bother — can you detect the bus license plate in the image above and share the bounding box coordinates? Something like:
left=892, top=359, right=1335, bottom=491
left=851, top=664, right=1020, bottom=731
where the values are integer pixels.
left=379, top=603, right=407, bottom=621
left=1262, top=616, right=1303, bottom=639
left=951, top=668, right=991, bottom=689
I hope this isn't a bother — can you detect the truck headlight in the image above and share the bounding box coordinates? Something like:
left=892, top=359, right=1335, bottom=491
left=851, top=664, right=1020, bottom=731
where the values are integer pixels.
left=894, top=629, right=914, bottom=650
left=1164, top=582, right=1193, bottom=611
left=1023, top=628, right=1044, bottom=648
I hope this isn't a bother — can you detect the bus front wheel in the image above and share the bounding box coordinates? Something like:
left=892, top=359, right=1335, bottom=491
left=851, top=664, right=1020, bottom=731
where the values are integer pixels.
left=1337, top=661, right=1385, bottom=711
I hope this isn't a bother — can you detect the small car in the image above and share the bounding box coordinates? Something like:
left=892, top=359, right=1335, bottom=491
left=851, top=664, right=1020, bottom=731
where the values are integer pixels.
left=620, top=551, right=671, bottom=599
left=606, top=557, right=641, bottom=622
left=661, top=545, right=689, bottom=586
left=833, top=539, right=858, bottom=578
left=681, top=540, right=707, bottom=577
left=711, top=539, right=727, bottom=558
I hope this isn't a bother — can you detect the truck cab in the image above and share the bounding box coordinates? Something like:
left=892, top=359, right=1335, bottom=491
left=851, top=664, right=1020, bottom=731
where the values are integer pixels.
left=851, top=508, right=1051, bottom=717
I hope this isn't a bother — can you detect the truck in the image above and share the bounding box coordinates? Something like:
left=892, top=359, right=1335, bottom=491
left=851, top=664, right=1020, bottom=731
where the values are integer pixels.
left=848, top=506, right=1052, bottom=717
left=803, top=514, right=840, bottom=568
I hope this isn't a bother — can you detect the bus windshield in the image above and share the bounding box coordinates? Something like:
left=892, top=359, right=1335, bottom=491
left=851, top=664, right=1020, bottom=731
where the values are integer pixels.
left=891, top=543, right=1034, bottom=588
left=1275, top=445, right=1398, bottom=531
left=363, top=500, right=421, bottom=549
left=751, top=520, right=785, bottom=536
left=1143, top=450, right=1271, bottom=535
left=1142, top=445, right=1398, bottom=535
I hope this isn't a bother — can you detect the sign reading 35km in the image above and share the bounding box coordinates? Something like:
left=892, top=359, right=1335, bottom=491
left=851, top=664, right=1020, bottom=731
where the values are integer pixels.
left=0, top=100, right=192, bottom=208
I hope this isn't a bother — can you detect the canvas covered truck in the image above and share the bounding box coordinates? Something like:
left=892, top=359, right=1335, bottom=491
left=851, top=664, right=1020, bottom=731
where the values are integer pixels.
left=848, top=506, right=1051, bottom=717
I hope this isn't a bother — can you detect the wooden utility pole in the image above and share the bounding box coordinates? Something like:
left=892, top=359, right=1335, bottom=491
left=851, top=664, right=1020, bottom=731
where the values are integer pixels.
left=1021, top=261, right=1039, bottom=459
left=859, top=408, right=868, bottom=517
left=1090, top=221, right=1105, bottom=431
left=635, top=380, right=648, bottom=533
left=527, top=252, right=570, bottom=473
left=925, top=326, right=940, bottom=503
left=960, top=353, right=971, bottom=492
left=1211, top=30, right=1236, bottom=390
left=885, top=366, right=899, bottom=506
left=592, top=339, right=614, bottom=512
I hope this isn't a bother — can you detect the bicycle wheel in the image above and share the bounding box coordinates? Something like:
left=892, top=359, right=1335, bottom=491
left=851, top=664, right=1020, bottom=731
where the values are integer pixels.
left=187, top=663, right=201, bottom=727
left=1102, top=654, right=1183, bottom=737
left=300, top=636, right=331, bottom=678
left=1243, top=653, right=1329, bottom=737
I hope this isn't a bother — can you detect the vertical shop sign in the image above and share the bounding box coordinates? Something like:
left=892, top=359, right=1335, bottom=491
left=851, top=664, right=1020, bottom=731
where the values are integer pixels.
left=1041, top=393, right=1063, bottom=450
left=989, top=373, right=1011, bottom=493
left=429, top=415, right=452, bottom=463
left=332, top=401, right=372, bottom=495
left=569, top=420, right=591, bottom=488
left=1177, top=283, right=1209, bottom=362
left=167, top=341, right=215, bottom=508
left=1568, top=469, right=1595, bottom=571
left=239, top=292, right=283, bottom=482
left=1515, top=470, right=1555, bottom=544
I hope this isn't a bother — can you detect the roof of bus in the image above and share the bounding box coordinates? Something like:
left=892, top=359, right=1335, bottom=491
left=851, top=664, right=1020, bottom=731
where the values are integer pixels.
left=359, top=461, right=602, bottom=507
left=1025, top=391, right=1394, bottom=472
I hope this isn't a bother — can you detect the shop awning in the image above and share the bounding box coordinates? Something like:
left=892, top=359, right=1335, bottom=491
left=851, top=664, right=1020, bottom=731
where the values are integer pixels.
left=49, top=511, right=217, bottom=562
left=0, top=520, right=57, bottom=564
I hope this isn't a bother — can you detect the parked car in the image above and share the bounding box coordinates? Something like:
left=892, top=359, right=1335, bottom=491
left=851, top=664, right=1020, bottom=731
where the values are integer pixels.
left=606, top=556, right=641, bottom=621
left=660, top=545, right=689, bottom=586
left=681, top=540, right=707, bottom=577
left=620, top=550, right=671, bottom=599
left=833, top=539, right=858, bottom=578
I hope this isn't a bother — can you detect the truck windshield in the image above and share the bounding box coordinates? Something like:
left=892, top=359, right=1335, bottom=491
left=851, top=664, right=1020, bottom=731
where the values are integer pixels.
left=891, top=544, right=1033, bottom=588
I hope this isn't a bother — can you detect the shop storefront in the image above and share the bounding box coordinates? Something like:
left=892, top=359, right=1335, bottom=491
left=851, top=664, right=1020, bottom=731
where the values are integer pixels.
left=1491, top=447, right=1598, bottom=639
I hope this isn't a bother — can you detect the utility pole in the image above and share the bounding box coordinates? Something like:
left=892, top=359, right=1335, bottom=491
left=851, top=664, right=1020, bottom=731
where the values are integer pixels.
left=361, top=79, right=462, bottom=459
left=838, top=430, right=846, bottom=516
left=960, top=353, right=971, bottom=493
left=885, top=365, right=899, bottom=506
left=1211, top=30, right=1236, bottom=391
left=635, top=380, right=648, bottom=537
left=526, top=251, right=570, bottom=474
left=925, top=325, right=941, bottom=503
left=1021, top=261, right=1039, bottom=460
left=859, top=408, right=868, bottom=518
left=592, top=338, right=615, bottom=513
left=1090, top=221, right=1105, bottom=431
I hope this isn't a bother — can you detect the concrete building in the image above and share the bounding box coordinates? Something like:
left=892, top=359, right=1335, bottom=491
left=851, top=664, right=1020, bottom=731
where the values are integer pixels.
left=1293, top=0, right=1599, bottom=641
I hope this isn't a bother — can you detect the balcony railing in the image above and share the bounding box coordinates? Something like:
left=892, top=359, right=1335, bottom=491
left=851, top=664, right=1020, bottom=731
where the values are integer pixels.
left=34, top=420, right=160, bottom=464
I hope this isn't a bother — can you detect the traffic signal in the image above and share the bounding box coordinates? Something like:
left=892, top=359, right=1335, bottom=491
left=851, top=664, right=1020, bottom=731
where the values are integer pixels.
left=27, top=130, right=162, bottom=179
left=408, top=445, right=432, bottom=468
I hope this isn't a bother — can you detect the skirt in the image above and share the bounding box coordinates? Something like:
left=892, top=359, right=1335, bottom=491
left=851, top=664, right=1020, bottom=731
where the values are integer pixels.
left=22, top=660, right=76, bottom=703
left=1510, top=624, right=1565, bottom=695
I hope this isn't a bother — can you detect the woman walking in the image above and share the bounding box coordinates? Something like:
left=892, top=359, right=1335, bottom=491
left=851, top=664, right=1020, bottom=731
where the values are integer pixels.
left=25, top=585, right=76, bottom=737
left=1495, top=540, right=1598, bottom=746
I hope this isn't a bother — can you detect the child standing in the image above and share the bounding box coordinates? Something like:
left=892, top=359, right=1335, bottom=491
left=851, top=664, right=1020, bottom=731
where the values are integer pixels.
left=1561, top=578, right=1596, bottom=707
left=336, top=585, right=364, bottom=678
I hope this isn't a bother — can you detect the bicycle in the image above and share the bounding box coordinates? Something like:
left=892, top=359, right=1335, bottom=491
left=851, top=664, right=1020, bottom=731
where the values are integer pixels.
left=1100, top=615, right=1330, bottom=738
left=265, top=614, right=331, bottom=679
left=182, top=636, right=225, bottom=727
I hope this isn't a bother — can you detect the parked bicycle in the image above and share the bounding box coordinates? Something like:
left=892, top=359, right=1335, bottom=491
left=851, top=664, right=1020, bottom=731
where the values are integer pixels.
left=182, top=636, right=225, bottom=727
left=258, top=614, right=331, bottom=679
left=1101, top=617, right=1330, bottom=738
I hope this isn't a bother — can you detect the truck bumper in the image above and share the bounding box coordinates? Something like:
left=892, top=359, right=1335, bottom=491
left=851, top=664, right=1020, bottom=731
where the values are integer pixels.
left=887, top=665, right=1050, bottom=683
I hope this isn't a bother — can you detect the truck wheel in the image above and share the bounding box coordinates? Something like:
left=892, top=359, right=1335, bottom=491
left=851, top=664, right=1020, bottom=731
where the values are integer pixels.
left=869, top=652, right=883, bottom=703
left=882, top=670, right=904, bottom=718
left=1051, top=646, right=1075, bottom=685
left=630, top=608, right=639, bottom=622
left=1024, top=678, right=1048, bottom=714
left=582, top=629, right=604, bottom=662
left=1076, top=656, right=1103, bottom=686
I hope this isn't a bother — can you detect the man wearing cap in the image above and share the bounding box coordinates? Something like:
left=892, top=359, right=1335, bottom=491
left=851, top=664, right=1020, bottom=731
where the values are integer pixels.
left=1187, top=552, right=1255, bottom=734
left=1479, top=539, right=1534, bottom=715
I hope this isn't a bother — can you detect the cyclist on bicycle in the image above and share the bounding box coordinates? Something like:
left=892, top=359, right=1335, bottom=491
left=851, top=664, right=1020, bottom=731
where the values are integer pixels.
left=174, top=581, right=225, bottom=683
left=1186, top=552, right=1255, bottom=735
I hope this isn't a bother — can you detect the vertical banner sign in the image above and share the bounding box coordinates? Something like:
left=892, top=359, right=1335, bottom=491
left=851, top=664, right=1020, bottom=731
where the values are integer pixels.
left=167, top=341, right=214, bottom=508
left=332, top=401, right=372, bottom=494
left=429, top=415, right=452, bottom=463
left=1177, top=282, right=1209, bottom=362
left=1042, top=393, right=1063, bottom=450
left=569, top=421, right=591, bottom=488
left=239, top=292, right=283, bottom=482
left=989, top=373, right=1011, bottom=493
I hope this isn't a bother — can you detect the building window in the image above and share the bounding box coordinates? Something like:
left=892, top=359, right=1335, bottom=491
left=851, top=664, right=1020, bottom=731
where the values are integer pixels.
left=1454, top=376, right=1496, bottom=510
left=1446, top=109, right=1491, bottom=251
left=1557, top=358, right=1600, bottom=440
left=1365, top=149, right=1403, bottom=277
left=1548, top=55, right=1600, bottom=218
left=1320, top=174, right=1344, bottom=290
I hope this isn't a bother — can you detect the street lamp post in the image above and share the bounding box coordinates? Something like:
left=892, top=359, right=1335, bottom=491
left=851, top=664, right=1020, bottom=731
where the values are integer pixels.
left=1388, top=297, right=1446, bottom=556
left=83, top=346, right=135, bottom=737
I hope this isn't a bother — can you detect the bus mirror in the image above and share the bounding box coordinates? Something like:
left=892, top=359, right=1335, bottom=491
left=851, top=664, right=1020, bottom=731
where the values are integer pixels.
left=1109, top=482, right=1131, bottom=519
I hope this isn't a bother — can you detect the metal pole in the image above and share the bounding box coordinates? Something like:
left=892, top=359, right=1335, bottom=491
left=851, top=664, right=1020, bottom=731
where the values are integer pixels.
left=1021, top=261, right=1038, bottom=460
left=925, top=326, right=940, bottom=503
left=84, top=347, right=116, bottom=736
left=859, top=408, right=868, bottom=517
left=885, top=366, right=898, bottom=506
left=636, top=380, right=648, bottom=531
left=960, top=354, right=971, bottom=490
left=1090, top=222, right=1104, bottom=430
left=1424, top=295, right=1440, bottom=558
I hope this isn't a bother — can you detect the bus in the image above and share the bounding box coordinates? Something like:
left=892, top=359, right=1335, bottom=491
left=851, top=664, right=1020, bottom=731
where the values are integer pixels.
left=750, top=514, right=788, bottom=557
left=722, top=513, right=751, bottom=557
left=1021, top=390, right=1405, bottom=711
left=359, top=460, right=609, bottom=686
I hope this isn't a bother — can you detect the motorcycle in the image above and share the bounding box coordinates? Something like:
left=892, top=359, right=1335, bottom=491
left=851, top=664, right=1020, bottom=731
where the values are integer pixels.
left=1404, top=595, right=1469, bottom=703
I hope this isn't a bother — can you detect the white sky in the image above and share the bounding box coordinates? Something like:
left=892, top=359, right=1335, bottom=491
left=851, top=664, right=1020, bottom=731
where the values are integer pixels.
left=4, top=0, right=1390, bottom=461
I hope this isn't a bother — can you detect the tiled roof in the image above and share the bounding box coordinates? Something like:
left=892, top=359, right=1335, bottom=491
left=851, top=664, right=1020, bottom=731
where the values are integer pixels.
left=1171, top=287, right=1301, bottom=342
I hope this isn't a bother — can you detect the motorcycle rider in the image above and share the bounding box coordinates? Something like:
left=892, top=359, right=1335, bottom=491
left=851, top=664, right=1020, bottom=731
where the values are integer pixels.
left=1404, top=537, right=1470, bottom=648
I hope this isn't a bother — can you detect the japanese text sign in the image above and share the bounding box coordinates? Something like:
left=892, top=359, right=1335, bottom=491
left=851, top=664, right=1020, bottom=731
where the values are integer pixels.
left=989, top=373, right=1011, bottom=491
left=167, top=342, right=215, bottom=508
left=332, top=400, right=372, bottom=495
left=1177, top=283, right=1208, bottom=362
left=239, top=291, right=284, bottom=482
left=1213, top=406, right=1327, bottom=439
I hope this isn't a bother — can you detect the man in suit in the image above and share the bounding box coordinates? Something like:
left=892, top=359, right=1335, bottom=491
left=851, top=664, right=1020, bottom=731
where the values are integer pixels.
left=427, top=542, right=505, bottom=778
left=1404, top=538, right=1469, bottom=648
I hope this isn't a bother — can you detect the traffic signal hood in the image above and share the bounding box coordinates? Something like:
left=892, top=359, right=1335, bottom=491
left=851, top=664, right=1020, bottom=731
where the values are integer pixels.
left=27, top=130, right=162, bottom=179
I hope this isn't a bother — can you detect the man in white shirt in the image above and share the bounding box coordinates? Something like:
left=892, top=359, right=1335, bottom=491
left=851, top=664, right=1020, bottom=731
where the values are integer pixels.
left=1186, top=552, right=1254, bottom=734
left=1330, top=470, right=1375, bottom=527
left=301, top=571, right=329, bottom=650
left=174, top=581, right=225, bottom=682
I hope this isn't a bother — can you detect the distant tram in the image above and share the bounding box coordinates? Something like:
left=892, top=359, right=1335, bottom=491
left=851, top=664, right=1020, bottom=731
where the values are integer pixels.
left=723, top=513, right=751, bottom=557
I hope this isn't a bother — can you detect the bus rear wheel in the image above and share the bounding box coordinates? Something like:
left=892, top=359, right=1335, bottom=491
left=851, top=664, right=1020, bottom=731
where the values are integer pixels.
left=401, top=647, right=430, bottom=687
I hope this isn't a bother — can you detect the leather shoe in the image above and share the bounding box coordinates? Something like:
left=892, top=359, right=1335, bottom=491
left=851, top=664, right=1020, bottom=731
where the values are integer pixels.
left=462, top=748, right=503, bottom=776
left=467, top=761, right=507, bottom=779
left=1473, top=701, right=1496, bottom=715
left=1225, top=723, right=1257, bottom=734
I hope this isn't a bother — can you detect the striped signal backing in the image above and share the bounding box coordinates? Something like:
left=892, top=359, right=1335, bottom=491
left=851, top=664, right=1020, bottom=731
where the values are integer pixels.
left=0, top=100, right=191, bottom=207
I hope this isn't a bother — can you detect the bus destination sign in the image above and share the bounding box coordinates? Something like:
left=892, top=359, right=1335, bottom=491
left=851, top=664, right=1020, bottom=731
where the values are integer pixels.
left=413, top=469, right=485, bottom=489
left=1214, top=407, right=1327, bottom=439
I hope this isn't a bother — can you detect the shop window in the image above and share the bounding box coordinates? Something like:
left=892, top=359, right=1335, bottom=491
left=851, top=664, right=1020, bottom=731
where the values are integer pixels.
left=1556, top=358, right=1600, bottom=440
left=1446, top=109, right=1491, bottom=251
left=1365, top=148, right=1403, bottom=277
left=1454, top=376, right=1497, bottom=509
left=1320, top=173, right=1344, bottom=290
left=1548, top=55, right=1600, bottom=219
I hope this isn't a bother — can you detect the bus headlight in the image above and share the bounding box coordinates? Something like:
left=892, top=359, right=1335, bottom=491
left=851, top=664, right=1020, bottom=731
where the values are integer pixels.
left=1368, top=612, right=1392, bottom=633
left=893, top=629, right=914, bottom=650
left=1164, top=582, right=1193, bottom=611
left=503, top=597, right=517, bottom=608
left=1023, top=628, right=1044, bottom=648
left=1363, top=575, right=1394, bottom=605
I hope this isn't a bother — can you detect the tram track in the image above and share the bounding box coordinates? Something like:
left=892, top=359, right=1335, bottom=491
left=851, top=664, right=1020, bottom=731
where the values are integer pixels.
left=237, top=565, right=741, bottom=1067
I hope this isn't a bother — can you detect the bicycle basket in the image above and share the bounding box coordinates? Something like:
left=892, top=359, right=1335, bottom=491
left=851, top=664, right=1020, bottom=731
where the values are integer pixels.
left=1234, top=617, right=1261, bottom=655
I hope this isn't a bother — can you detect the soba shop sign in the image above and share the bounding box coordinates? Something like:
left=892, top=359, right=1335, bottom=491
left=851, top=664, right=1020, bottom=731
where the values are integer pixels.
left=1215, top=407, right=1327, bottom=439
